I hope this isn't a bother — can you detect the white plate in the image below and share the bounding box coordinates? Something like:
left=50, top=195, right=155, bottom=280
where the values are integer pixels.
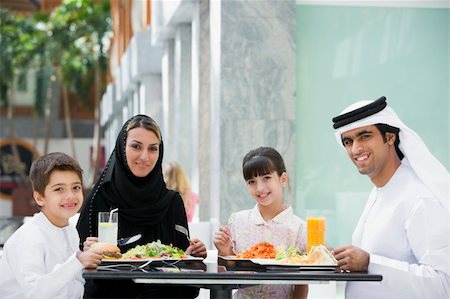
left=252, top=259, right=336, bottom=267
left=101, top=256, right=203, bottom=264
left=219, top=256, right=336, bottom=268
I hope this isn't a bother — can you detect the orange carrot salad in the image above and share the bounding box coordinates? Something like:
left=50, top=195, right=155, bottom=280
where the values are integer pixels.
left=236, top=242, right=276, bottom=259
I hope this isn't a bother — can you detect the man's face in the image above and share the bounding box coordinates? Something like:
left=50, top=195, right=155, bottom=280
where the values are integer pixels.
left=341, top=125, right=395, bottom=184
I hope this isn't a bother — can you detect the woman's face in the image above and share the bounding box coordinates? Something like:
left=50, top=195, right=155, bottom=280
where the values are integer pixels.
left=125, top=127, right=160, bottom=177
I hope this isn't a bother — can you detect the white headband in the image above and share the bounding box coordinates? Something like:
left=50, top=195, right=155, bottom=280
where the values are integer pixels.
left=334, top=100, right=449, bottom=215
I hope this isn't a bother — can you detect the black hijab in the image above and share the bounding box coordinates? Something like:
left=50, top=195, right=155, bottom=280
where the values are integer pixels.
left=77, top=115, right=175, bottom=237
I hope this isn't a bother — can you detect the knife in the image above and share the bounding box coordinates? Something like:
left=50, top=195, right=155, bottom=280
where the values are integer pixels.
left=117, top=234, right=142, bottom=246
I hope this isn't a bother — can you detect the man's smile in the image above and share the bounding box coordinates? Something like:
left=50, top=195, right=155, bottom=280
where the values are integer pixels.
left=355, top=154, right=369, bottom=162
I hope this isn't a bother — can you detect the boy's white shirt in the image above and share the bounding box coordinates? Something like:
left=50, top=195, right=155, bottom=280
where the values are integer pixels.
left=0, top=212, right=84, bottom=299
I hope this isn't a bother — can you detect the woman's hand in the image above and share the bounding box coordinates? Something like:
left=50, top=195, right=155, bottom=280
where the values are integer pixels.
left=213, top=226, right=235, bottom=256
left=83, top=237, right=99, bottom=251
left=185, top=238, right=207, bottom=258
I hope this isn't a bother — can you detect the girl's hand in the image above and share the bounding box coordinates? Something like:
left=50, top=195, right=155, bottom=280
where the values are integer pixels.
left=83, top=237, right=99, bottom=252
left=213, top=226, right=235, bottom=256
left=185, top=238, right=207, bottom=258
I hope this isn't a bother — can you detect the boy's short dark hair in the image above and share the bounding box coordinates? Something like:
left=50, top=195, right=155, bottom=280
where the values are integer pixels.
left=29, top=152, right=83, bottom=195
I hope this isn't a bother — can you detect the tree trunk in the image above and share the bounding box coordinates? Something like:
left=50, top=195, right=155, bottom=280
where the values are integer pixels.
left=43, top=72, right=54, bottom=155
left=61, top=84, right=76, bottom=160
left=6, top=80, right=29, bottom=186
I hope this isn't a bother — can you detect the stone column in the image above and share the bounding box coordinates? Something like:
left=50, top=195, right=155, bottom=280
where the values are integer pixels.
left=162, top=39, right=175, bottom=161
left=172, top=24, right=193, bottom=175
left=212, top=0, right=297, bottom=223
left=196, top=0, right=212, bottom=220
left=141, top=75, right=163, bottom=124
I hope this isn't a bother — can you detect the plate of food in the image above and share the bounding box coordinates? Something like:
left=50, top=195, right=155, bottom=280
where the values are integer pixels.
left=93, top=240, right=204, bottom=268
left=219, top=243, right=337, bottom=270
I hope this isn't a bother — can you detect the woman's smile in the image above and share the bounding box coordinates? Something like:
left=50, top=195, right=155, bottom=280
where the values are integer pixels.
left=135, top=161, right=150, bottom=168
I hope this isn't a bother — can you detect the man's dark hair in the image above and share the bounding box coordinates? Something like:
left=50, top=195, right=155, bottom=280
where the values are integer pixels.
left=374, top=123, right=404, bottom=160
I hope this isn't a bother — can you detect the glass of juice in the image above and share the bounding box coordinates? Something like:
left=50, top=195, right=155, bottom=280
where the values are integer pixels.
left=307, top=217, right=325, bottom=253
left=98, top=211, right=118, bottom=244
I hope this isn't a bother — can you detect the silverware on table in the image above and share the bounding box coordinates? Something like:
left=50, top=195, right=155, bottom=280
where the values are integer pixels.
left=117, top=234, right=142, bottom=246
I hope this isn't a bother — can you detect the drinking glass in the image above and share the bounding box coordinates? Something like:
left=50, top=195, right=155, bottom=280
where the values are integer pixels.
left=98, top=212, right=118, bottom=244
left=307, top=217, right=326, bottom=253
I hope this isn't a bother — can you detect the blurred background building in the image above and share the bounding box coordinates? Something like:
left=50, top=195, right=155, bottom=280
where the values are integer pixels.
left=0, top=0, right=448, bottom=251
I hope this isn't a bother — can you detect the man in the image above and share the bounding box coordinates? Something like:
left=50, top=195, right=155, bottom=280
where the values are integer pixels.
left=332, top=97, right=449, bottom=299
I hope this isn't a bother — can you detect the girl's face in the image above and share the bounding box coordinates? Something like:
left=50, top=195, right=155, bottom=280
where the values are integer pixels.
left=245, top=171, right=288, bottom=207
left=34, top=170, right=83, bottom=227
left=125, top=127, right=160, bottom=177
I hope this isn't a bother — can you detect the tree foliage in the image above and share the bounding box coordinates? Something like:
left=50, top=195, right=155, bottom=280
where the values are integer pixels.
left=0, top=9, right=42, bottom=107
left=48, top=0, right=112, bottom=105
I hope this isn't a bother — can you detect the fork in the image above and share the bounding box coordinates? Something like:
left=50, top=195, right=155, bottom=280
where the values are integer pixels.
left=225, top=224, right=237, bottom=255
left=175, top=224, right=190, bottom=243
left=98, top=260, right=153, bottom=272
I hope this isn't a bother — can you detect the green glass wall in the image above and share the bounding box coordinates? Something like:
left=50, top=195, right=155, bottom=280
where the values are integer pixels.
left=296, top=5, right=449, bottom=247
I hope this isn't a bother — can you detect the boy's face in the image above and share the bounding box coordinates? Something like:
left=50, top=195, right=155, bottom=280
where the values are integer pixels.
left=34, top=170, right=83, bottom=227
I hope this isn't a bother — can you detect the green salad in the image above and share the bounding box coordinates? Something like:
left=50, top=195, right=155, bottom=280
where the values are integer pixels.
left=275, top=245, right=305, bottom=260
left=122, top=240, right=186, bottom=259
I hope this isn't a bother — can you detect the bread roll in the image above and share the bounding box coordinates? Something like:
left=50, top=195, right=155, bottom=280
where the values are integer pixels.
left=91, top=242, right=122, bottom=259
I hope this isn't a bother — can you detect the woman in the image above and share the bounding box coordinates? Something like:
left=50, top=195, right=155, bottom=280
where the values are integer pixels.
left=163, top=161, right=200, bottom=222
left=77, top=115, right=206, bottom=298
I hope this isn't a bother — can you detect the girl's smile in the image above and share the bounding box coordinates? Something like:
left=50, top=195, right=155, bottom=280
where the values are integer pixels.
left=246, top=171, right=287, bottom=213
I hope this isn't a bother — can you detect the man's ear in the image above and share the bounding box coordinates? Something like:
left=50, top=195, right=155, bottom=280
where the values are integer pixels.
left=280, top=172, right=288, bottom=186
left=386, top=132, right=396, bottom=145
left=33, top=191, right=44, bottom=207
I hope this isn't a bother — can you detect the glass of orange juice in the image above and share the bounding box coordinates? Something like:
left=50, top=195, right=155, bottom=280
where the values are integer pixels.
left=307, top=217, right=326, bottom=253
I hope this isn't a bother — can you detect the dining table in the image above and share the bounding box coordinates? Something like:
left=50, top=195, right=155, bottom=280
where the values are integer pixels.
left=83, top=257, right=382, bottom=299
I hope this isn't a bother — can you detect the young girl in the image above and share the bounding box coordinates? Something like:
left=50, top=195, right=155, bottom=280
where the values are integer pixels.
left=213, top=146, right=308, bottom=299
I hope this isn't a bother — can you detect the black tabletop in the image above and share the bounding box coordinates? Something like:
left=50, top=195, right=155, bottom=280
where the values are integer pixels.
left=83, top=268, right=382, bottom=282
left=83, top=262, right=382, bottom=299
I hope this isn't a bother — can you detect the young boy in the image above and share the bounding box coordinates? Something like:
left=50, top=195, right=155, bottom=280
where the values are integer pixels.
left=0, top=152, right=102, bottom=298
